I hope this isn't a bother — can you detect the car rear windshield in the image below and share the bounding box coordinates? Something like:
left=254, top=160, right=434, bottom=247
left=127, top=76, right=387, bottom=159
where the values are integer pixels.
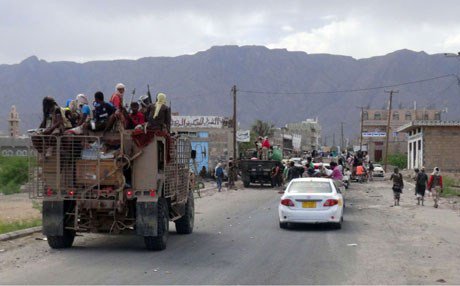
left=288, top=181, right=333, bottom=194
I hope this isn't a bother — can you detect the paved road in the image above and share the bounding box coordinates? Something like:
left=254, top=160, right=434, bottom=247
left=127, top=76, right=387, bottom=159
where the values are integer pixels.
left=1, top=180, right=460, bottom=284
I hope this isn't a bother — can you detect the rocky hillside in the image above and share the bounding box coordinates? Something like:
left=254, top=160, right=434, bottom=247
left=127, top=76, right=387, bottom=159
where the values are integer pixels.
left=0, top=45, right=458, bottom=140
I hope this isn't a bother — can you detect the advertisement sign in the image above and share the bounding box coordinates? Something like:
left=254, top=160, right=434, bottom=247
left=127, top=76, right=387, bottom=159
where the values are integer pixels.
left=236, top=130, right=251, bottom=142
left=172, top=116, right=224, bottom=128
left=362, top=132, right=386, bottom=137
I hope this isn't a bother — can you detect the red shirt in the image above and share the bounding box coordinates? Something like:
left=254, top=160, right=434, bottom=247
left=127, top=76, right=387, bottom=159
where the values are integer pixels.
left=129, top=112, right=145, bottom=126
left=110, top=92, right=123, bottom=109
left=262, top=139, right=270, bottom=148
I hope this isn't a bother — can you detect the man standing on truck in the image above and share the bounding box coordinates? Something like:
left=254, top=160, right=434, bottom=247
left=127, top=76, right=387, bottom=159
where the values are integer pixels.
left=146, top=93, right=172, bottom=132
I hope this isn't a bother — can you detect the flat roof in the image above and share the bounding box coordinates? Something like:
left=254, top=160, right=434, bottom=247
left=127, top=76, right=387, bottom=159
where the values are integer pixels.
left=397, top=120, right=460, bottom=133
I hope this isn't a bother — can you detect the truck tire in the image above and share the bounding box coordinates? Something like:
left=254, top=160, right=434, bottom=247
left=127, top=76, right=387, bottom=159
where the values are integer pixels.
left=175, top=190, right=194, bottom=234
left=47, top=229, right=75, bottom=249
left=243, top=180, right=250, bottom=188
left=144, top=198, right=169, bottom=251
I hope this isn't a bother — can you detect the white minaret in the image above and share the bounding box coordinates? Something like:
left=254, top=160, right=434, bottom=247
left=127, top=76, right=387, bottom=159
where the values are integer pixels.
left=8, top=105, right=20, bottom=137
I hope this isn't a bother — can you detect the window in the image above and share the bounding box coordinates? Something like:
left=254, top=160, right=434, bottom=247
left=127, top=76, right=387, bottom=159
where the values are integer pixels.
left=423, top=113, right=429, bottom=120
left=374, top=112, right=381, bottom=120
left=434, top=112, right=441, bottom=120
left=287, top=181, right=332, bottom=194
left=392, top=112, right=399, bottom=121
left=363, top=111, right=369, bottom=120
left=405, top=112, right=412, bottom=121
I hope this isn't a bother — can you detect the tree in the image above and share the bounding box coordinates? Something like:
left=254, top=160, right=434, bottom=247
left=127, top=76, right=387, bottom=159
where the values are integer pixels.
left=251, top=120, right=275, bottom=138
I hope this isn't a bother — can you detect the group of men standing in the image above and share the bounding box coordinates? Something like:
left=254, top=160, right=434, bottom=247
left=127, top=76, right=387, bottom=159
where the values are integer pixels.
left=390, top=167, right=444, bottom=208
left=38, top=83, right=171, bottom=136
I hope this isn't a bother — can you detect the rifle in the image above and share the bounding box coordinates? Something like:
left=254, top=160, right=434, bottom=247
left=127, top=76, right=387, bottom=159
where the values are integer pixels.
left=147, top=85, right=152, bottom=104
left=128, top=88, right=136, bottom=112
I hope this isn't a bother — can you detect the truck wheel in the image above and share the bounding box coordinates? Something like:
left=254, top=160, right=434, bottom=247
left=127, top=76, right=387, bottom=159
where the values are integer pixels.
left=47, top=229, right=75, bottom=249
left=175, top=190, right=194, bottom=234
left=243, top=180, right=250, bottom=188
left=144, top=198, right=169, bottom=251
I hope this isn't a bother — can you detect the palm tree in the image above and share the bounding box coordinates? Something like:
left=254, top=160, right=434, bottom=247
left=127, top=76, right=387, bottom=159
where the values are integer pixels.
left=251, top=120, right=275, bottom=137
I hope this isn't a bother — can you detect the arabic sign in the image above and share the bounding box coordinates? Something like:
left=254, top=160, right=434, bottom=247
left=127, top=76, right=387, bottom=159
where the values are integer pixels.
left=362, top=132, right=386, bottom=137
left=237, top=130, right=250, bottom=142
left=172, top=116, right=224, bottom=128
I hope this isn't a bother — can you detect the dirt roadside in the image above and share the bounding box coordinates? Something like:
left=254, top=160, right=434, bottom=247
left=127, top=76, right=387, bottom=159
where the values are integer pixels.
left=0, top=193, right=41, bottom=223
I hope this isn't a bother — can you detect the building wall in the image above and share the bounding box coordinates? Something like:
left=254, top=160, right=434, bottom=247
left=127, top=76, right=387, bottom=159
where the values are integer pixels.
left=423, top=126, right=460, bottom=172
left=362, top=108, right=441, bottom=161
left=173, top=127, right=234, bottom=172
left=286, top=119, right=321, bottom=151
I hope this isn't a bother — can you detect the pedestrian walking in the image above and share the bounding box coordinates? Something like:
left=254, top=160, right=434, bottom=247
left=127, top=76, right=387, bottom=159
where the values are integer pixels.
left=390, top=167, right=404, bottom=206
left=368, top=161, right=374, bottom=181
left=215, top=163, right=224, bottom=192
left=428, top=167, right=443, bottom=208
left=414, top=167, right=428, bottom=205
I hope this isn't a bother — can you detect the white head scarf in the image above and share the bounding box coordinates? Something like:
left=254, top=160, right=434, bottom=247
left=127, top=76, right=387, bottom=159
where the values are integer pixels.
left=432, top=167, right=440, bottom=176
left=76, top=94, right=88, bottom=106
left=153, top=93, right=167, bottom=118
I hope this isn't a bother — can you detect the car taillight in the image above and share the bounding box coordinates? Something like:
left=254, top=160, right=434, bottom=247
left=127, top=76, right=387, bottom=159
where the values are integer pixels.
left=126, top=189, right=133, bottom=199
left=149, top=189, right=156, bottom=197
left=46, top=188, right=53, bottom=196
left=68, top=190, right=75, bottom=197
left=323, top=199, right=339, bottom=207
left=281, top=199, right=295, bottom=207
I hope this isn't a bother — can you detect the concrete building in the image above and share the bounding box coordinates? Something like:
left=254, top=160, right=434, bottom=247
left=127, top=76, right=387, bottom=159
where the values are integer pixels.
left=171, top=115, right=234, bottom=173
left=8, top=105, right=20, bottom=137
left=362, top=108, right=442, bottom=162
left=272, top=128, right=301, bottom=156
left=397, top=120, right=460, bottom=172
left=286, top=118, right=321, bottom=151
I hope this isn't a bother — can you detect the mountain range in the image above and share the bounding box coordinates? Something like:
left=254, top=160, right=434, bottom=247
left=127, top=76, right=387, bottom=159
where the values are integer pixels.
left=1, top=45, right=459, bottom=141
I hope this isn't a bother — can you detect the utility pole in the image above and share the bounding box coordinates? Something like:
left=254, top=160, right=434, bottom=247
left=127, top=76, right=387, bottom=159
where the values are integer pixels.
left=232, top=85, right=237, bottom=163
left=384, top=90, right=398, bottom=172
left=340, top=122, right=344, bottom=152
left=332, top=133, right=336, bottom=147
left=360, top=106, right=364, bottom=151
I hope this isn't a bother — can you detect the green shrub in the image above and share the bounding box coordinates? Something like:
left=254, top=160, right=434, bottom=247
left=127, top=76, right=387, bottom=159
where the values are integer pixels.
left=0, top=219, right=42, bottom=235
left=0, top=156, right=30, bottom=195
left=442, top=176, right=460, bottom=197
left=387, top=153, right=407, bottom=169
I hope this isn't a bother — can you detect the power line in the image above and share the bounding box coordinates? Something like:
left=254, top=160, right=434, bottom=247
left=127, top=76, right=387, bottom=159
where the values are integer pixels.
left=238, top=74, right=458, bottom=95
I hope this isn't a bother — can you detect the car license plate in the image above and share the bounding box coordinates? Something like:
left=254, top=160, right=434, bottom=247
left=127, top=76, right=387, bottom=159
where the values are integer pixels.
left=302, top=201, right=316, bottom=208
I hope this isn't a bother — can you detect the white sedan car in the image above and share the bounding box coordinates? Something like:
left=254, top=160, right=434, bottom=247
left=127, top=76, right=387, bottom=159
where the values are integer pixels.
left=372, top=164, right=385, bottom=177
left=278, top=178, right=344, bottom=229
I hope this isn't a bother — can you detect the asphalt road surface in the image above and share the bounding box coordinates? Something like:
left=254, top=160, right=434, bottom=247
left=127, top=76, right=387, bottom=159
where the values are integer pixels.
left=1, top=180, right=460, bottom=284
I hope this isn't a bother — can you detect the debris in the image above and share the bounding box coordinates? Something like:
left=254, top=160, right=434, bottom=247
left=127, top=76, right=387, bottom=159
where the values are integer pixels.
left=0, top=249, right=5, bottom=252
left=211, top=253, right=215, bottom=255
left=347, top=243, right=358, bottom=247
left=217, top=231, right=222, bottom=235
left=153, top=269, right=159, bottom=272
left=165, top=271, right=171, bottom=274
left=35, top=237, right=47, bottom=241
left=250, top=236, right=255, bottom=239
left=436, top=278, right=446, bottom=283
left=226, top=217, right=231, bottom=219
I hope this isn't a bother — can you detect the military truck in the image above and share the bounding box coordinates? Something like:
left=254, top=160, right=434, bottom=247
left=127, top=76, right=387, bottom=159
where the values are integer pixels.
left=28, top=130, right=194, bottom=251
left=239, top=159, right=281, bottom=187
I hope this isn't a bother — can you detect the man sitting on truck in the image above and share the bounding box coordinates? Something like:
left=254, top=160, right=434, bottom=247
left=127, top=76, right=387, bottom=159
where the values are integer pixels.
left=123, top=102, right=145, bottom=129
left=91, top=91, right=115, bottom=132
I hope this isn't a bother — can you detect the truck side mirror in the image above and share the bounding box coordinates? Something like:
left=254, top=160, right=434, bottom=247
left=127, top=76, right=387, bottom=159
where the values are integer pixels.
left=191, top=150, right=196, bottom=159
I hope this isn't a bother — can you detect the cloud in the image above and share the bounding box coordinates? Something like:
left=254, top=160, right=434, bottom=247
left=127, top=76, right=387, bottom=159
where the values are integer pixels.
left=1, top=0, right=460, bottom=63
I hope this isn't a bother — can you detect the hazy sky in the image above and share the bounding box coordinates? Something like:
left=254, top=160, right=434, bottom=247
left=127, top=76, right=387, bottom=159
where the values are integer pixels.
left=1, top=0, right=460, bottom=64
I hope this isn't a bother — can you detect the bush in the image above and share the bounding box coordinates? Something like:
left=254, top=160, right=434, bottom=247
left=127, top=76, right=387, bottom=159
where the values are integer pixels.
left=0, top=156, right=30, bottom=195
left=387, top=153, right=407, bottom=169
left=442, top=176, right=460, bottom=197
